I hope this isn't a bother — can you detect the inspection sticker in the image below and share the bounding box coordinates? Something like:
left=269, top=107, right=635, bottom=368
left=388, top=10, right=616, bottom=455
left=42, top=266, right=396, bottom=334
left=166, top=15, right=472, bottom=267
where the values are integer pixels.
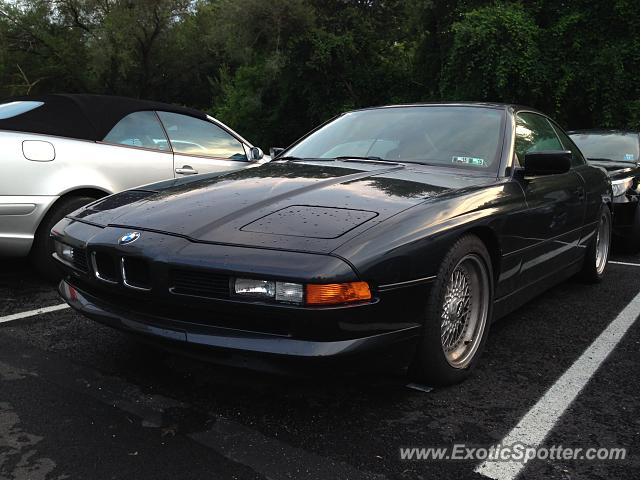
left=452, top=156, right=486, bottom=166
left=624, top=153, right=635, bottom=161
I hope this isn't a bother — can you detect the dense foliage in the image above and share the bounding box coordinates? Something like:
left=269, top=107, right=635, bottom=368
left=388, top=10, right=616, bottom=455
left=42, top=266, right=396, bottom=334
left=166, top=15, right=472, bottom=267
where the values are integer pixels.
left=1, top=0, right=638, bottom=148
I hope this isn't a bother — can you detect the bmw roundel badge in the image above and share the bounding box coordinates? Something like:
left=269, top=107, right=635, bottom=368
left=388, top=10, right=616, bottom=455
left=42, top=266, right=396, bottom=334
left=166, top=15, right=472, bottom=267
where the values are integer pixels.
left=119, top=232, right=141, bottom=245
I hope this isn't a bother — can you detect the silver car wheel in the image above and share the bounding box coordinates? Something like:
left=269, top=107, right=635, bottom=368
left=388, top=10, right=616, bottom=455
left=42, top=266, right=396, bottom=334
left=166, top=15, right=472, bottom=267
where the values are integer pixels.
left=440, top=254, right=490, bottom=369
left=595, top=210, right=611, bottom=276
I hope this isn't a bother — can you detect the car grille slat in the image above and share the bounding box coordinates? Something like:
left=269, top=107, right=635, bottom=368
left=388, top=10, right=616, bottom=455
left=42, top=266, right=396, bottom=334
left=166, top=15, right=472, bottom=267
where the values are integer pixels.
left=122, top=257, right=152, bottom=291
left=170, top=269, right=230, bottom=299
left=71, top=247, right=88, bottom=272
left=92, top=251, right=119, bottom=283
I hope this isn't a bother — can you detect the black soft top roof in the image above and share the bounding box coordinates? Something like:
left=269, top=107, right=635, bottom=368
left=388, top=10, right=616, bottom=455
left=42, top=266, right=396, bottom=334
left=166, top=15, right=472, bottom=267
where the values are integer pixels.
left=0, top=94, right=209, bottom=141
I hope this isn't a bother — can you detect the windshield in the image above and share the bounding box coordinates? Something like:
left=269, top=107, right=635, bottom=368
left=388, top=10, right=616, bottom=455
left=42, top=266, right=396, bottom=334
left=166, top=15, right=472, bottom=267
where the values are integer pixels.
left=569, top=132, right=639, bottom=162
left=284, top=106, right=505, bottom=173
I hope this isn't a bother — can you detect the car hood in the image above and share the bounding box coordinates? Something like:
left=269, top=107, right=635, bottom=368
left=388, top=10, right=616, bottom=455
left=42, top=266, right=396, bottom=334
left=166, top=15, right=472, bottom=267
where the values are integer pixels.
left=72, top=161, right=497, bottom=253
left=588, top=160, right=640, bottom=179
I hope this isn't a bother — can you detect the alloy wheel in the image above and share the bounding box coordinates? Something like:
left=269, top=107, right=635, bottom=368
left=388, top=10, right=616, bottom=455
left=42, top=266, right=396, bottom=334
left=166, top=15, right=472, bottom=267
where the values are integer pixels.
left=440, top=254, right=490, bottom=369
left=595, top=210, right=611, bottom=275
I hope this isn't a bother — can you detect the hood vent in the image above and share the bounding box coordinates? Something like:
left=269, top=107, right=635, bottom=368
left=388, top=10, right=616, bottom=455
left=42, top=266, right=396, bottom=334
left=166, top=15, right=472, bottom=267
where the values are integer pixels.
left=241, top=205, right=378, bottom=239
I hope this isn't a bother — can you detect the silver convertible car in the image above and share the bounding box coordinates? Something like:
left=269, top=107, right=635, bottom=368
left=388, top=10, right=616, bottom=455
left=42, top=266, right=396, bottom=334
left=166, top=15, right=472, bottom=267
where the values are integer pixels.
left=0, top=94, right=268, bottom=278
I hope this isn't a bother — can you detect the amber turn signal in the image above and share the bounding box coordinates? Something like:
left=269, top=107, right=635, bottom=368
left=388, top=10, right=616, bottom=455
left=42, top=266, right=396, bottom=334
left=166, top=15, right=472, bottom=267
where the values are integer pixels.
left=305, top=281, right=372, bottom=305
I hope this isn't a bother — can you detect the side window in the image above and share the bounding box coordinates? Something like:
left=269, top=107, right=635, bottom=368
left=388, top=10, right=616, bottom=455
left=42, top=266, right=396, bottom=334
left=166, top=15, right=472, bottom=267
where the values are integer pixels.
left=103, top=111, right=170, bottom=151
left=551, top=123, right=587, bottom=167
left=157, top=112, right=247, bottom=161
left=514, top=112, right=563, bottom=164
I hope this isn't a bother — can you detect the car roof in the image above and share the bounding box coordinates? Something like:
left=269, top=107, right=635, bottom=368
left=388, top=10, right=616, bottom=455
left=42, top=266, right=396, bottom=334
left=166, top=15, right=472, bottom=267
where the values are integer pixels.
left=348, top=102, right=544, bottom=115
left=0, top=93, right=210, bottom=141
left=567, top=129, right=639, bottom=136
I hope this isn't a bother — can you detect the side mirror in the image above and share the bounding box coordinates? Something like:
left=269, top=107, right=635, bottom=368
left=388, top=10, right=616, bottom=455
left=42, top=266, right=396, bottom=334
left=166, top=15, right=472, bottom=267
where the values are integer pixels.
left=524, top=150, right=572, bottom=176
left=250, top=146, right=264, bottom=161
left=270, top=147, right=285, bottom=159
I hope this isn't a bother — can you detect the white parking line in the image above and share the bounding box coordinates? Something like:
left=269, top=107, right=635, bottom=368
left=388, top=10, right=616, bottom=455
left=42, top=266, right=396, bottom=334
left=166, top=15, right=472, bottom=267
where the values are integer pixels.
left=609, top=260, right=640, bottom=267
left=475, top=289, right=640, bottom=480
left=0, top=304, right=70, bottom=325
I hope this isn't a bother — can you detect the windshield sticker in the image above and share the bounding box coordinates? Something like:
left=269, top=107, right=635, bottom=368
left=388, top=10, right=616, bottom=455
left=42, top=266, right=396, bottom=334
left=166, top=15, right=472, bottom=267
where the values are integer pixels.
left=624, top=153, right=635, bottom=161
left=452, top=156, right=485, bottom=167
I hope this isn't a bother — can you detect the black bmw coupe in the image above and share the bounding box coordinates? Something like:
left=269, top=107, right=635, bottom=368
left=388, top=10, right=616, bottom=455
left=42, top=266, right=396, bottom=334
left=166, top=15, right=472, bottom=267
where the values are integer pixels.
left=53, top=104, right=612, bottom=385
left=569, top=130, right=640, bottom=251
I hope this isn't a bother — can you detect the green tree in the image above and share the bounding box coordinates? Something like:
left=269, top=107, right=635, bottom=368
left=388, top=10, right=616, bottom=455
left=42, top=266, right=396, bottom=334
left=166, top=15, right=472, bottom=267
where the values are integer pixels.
left=441, top=2, right=542, bottom=104
left=1, top=0, right=639, bottom=145
left=0, top=0, right=88, bottom=96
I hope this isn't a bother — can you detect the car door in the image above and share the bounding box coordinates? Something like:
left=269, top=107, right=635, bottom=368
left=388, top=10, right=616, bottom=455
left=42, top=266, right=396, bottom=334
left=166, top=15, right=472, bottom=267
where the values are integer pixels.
left=551, top=121, right=601, bottom=245
left=156, top=111, right=252, bottom=177
left=513, top=112, right=586, bottom=286
left=97, top=110, right=176, bottom=190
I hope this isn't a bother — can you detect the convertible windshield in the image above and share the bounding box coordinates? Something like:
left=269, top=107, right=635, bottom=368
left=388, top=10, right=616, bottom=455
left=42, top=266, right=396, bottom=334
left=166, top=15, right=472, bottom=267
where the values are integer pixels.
left=284, top=106, right=505, bottom=172
left=569, top=132, right=639, bottom=163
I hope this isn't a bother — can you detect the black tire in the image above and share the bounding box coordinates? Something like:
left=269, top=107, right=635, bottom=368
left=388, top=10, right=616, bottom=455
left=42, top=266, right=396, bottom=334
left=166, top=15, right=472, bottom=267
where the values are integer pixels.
left=579, top=204, right=612, bottom=283
left=410, top=234, right=494, bottom=386
left=30, top=196, right=96, bottom=282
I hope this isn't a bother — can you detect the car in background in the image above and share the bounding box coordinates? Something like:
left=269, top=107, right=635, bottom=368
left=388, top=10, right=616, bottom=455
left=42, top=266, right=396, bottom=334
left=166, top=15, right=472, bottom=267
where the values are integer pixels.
left=53, top=103, right=612, bottom=385
left=0, top=94, right=268, bottom=278
left=569, top=130, right=640, bottom=250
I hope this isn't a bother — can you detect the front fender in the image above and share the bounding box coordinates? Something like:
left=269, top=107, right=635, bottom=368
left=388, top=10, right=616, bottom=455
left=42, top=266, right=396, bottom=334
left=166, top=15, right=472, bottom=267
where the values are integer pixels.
left=333, top=182, right=526, bottom=285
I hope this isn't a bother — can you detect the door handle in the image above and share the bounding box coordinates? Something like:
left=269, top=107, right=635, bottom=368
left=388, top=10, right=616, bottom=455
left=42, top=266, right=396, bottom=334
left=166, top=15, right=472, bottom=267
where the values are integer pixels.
left=175, top=165, right=198, bottom=175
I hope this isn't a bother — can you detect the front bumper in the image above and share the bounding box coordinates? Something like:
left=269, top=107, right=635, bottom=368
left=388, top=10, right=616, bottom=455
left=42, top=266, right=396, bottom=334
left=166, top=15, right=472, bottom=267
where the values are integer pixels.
left=0, top=195, right=58, bottom=256
left=611, top=196, right=639, bottom=235
left=59, top=279, right=422, bottom=371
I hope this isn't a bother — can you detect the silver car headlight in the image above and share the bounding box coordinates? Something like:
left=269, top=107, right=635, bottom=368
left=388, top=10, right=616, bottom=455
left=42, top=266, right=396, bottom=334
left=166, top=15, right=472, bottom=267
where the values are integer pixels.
left=233, top=278, right=304, bottom=304
left=612, top=177, right=634, bottom=197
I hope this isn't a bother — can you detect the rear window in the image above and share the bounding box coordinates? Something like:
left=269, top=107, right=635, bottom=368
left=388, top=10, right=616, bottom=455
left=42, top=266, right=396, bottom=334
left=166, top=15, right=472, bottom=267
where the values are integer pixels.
left=0, top=101, right=44, bottom=120
left=569, top=132, right=639, bottom=162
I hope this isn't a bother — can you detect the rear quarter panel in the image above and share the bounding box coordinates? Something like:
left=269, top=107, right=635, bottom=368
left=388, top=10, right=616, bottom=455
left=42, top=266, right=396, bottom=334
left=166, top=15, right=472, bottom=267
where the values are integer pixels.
left=574, top=163, right=613, bottom=249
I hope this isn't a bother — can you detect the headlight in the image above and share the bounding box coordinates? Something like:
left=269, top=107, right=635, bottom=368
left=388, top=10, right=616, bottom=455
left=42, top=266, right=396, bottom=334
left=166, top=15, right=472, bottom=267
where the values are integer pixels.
left=275, top=282, right=304, bottom=304
left=54, top=240, right=74, bottom=263
left=233, top=278, right=304, bottom=304
left=233, top=278, right=371, bottom=305
left=234, top=279, right=276, bottom=299
left=612, top=177, right=634, bottom=197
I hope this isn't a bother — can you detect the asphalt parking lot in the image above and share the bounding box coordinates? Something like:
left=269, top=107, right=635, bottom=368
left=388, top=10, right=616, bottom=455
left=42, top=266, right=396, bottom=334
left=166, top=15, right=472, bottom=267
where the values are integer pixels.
left=1, top=253, right=639, bottom=480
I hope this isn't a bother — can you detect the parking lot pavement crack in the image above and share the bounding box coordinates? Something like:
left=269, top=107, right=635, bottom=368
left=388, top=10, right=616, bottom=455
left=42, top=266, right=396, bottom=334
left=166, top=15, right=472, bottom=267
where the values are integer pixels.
left=0, top=361, right=38, bottom=381
left=0, top=331, right=383, bottom=480
left=0, top=402, right=58, bottom=480
left=190, top=417, right=386, bottom=480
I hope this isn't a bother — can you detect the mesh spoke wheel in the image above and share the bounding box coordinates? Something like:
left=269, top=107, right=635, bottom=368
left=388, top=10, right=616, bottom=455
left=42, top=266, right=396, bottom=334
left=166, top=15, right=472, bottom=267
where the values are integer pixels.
left=440, top=253, right=490, bottom=369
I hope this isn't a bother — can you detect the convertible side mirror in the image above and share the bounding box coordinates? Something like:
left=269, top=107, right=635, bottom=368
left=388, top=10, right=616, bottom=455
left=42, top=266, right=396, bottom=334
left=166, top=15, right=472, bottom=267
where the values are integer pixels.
left=524, top=150, right=572, bottom=176
left=270, top=147, right=285, bottom=159
left=250, top=146, right=264, bottom=161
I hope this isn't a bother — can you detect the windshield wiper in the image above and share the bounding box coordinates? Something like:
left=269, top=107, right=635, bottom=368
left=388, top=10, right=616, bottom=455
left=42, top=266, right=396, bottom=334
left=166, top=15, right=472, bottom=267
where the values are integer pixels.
left=335, top=155, right=384, bottom=161
left=334, top=156, right=401, bottom=165
left=276, top=156, right=336, bottom=162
